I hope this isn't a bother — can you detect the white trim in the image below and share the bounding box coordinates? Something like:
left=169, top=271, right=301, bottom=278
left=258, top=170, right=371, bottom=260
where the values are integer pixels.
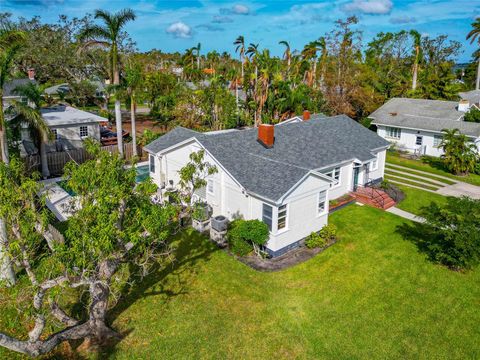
left=317, top=189, right=328, bottom=217
left=276, top=203, right=288, bottom=233
left=374, top=122, right=479, bottom=140
left=277, top=170, right=333, bottom=204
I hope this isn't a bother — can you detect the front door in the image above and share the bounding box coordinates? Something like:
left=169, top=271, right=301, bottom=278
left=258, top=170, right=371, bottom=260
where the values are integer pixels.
left=353, top=167, right=360, bottom=191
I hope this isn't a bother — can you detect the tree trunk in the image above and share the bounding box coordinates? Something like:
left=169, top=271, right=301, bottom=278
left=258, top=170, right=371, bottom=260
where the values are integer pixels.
left=0, top=127, right=8, bottom=164
left=40, top=133, right=50, bottom=179
left=476, top=59, right=480, bottom=91
left=0, top=218, right=15, bottom=287
left=412, top=63, right=418, bottom=90
left=130, top=95, right=137, bottom=158
left=112, top=49, right=124, bottom=157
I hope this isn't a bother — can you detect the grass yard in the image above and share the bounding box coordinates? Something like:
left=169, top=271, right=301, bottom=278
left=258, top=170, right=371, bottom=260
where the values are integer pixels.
left=1, top=205, right=479, bottom=359
left=395, top=185, right=449, bottom=215
left=386, top=152, right=480, bottom=186
left=384, top=173, right=440, bottom=191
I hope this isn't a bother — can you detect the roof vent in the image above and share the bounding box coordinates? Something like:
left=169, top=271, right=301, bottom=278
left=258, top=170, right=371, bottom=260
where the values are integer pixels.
left=389, top=112, right=397, bottom=116
left=458, top=99, right=469, bottom=112
left=303, top=110, right=311, bottom=121
left=257, top=124, right=274, bottom=148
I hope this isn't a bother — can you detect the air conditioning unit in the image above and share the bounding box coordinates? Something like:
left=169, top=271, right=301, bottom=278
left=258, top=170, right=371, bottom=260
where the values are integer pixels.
left=211, top=215, right=228, bottom=232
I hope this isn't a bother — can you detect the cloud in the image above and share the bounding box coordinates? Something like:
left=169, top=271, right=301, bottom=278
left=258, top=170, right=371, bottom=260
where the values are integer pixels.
left=196, top=24, right=225, bottom=32
left=220, top=4, right=251, bottom=15
left=212, top=15, right=234, bottom=23
left=6, top=0, right=62, bottom=5
left=165, top=22, right=192, bottom=38
left=389, top=15, right=417, bottom=24
left=343, top=0, right=393, bottom=15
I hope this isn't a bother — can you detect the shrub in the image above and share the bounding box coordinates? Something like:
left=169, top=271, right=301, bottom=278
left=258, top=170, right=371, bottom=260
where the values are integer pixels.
left=229, top=237, right=252, bottom=256
left=305, top=231, right=326, bottom=249
left=319, top=224, right=337, bottom=243
left=227, top=219, right=269, bottom=256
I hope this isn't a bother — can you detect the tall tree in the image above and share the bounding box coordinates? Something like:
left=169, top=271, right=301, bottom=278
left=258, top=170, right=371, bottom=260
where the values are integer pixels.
left=195, top=42, right=201, bottom=70
left=279, top=40, right=291, bottom=77
left=124, top=60, right=143, bottom=157
left=78, top=8, right=136, bottom=157
left=0, top=146, right=176, bottom=356
left=410, top=30, right=422, bottom=90
left=0, top=25, right=26, bottom=286
left=234, top=35, right=245, bottom=79
left=467, top=18, right=480, bottom=90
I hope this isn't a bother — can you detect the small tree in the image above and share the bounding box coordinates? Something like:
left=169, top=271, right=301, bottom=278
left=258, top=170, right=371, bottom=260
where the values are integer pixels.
left=439, top=128, right=478, bottom=175
left=178, top=149, right=217, bottom=207
left=417, top=197, right=480, bottom=270
left=228, top=219, right=269, bottom=257
left=0, top=146, right=176, bottom=356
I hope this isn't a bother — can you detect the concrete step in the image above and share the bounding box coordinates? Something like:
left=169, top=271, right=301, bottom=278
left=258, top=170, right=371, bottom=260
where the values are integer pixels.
left=385, top=174, right=441, bottom=190
left=385, top=162, right=459, bottom=183
left=387, top=179, right=440, bottom=194
left=385, top=167, right=449, bottom=186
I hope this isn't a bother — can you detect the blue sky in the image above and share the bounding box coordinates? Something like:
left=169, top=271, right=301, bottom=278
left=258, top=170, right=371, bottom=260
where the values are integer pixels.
left=3, top=0, right=480, bottom=62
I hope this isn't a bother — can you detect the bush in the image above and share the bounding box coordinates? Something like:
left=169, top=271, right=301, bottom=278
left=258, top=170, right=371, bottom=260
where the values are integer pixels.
left=305, top=231, right=326, bottom=249
left=227, top=219, right=269, bottom=256
left=229, top=237, right=252, bottom=256
left=305, top=224, right=337, bottom=249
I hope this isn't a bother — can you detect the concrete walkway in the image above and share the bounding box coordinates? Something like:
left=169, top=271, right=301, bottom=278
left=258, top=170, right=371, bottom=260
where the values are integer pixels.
left=437, top=182, right=480, bottom=199
left=386, top=163, right=459, bottom=183
left=386, top=206, right=426, bottom=223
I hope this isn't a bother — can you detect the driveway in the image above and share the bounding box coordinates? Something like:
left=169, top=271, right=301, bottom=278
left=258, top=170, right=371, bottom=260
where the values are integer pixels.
left=437, top=182, right=480, bottom=199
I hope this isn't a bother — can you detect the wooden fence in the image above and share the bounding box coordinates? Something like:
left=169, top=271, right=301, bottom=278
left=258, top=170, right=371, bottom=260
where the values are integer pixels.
left=24, top=143, right=146, bottom=176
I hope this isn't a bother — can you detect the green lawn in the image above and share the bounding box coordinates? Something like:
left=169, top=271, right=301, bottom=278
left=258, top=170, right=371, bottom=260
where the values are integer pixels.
left=386, top=152, right=480, bottom=186
left=1, top=205, right=479, bottom=359
left=385, top=169, right=454, bottom=186
left=385, top=174, right=440, bottom=191
left=395, top=185, right=449, bottom=215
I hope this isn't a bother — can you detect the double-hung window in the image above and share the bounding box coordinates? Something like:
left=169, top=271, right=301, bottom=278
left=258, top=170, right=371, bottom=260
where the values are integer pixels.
left=277, top=205, right=287, bottom=230
left=52, top=129, right=58, bottom=140
left=325, top=167, right=341, bottom=188
left=370, top=156, right=378, bottom=171
left=386, top=127, right=401, bottom=139
left=149, top=154, right=155, bottom=173
left=433, top=135, right=442, bottom=147
left=415, top=136, right=423, bottom=146
left=79, top=126, right=88, bottom=137
left=207, top=179, right=214, bottom=194
left=318, top=190, right=327, bottom=215
left=262, top=204, right=273, bottom=231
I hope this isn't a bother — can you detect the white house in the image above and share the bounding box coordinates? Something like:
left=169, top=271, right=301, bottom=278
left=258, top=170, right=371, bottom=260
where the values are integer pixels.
left=369, top=95, right=480, bottom=157
left=21, top=105, right=106, bottom=155
left=144, top=114, right=390, bottom=257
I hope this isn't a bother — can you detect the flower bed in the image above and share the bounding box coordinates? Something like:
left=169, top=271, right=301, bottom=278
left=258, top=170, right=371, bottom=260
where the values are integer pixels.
left=329, top=194, right=356, bottom=212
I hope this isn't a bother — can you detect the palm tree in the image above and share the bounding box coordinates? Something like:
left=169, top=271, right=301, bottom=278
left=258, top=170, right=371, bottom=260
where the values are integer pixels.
left=467, top=18, right=480, bottom=90
left=0, top=25, right=27, bottom=286
left=317, top=37, right=328, bottom=88
left=234, top=35, right=245, bottom=78
left=301, top=40, right=320, bottom=88
left=279, top=40, right=291, bottom=77
left=124, top=61, right=143, bottom=157
left=195, top=42, right=201, bottom=70
left=78, top=8, right=136, bottom=157
left=410, top=30, right=422, bottom=90
left=11, top=82, right=52, bottom=179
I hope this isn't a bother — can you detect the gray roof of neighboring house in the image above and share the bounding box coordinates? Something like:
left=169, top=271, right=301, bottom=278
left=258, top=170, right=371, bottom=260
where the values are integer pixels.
left=2, top=78, right=35, bottom=97
left=459, top=90, right=480, bottom=105
left=40, top=105, right=107, bottom=127
left=145, top=115, right=389, bottom=202
left=369, top=97, right=480, bottom=138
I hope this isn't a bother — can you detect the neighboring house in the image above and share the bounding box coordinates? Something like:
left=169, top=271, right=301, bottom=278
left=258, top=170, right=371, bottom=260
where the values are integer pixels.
left=21, top=105, right=106, bottom=155
left=144, top=114, right=390, bottom=257
left=2, top=69, right=36, bottom=107
left=44, top=80, right=107, bottom=99
left=369, top=96, right=480, bottom=157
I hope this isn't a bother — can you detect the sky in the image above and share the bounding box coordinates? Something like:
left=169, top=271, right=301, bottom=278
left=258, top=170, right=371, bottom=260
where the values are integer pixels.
left=2, top=0, right=480, bottom=62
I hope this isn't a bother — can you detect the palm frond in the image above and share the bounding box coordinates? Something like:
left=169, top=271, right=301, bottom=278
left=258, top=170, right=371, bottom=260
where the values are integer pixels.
left=78, top=25, right=111, bottom=42
left=8, top=101, right=52, bottom=140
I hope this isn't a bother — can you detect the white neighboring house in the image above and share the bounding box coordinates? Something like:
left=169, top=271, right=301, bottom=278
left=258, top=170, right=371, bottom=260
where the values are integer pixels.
left=144, top=114, right=390, bottom=257
left=21, top=105, right=106, bottom=155
left=369, top=94, right=480, bottom=157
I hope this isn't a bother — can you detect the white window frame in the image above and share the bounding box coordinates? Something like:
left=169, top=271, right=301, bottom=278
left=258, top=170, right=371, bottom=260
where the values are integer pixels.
left=325, top=167, right=341, bottom=188
left=433, top=135, right=442, bottom=147
left=207, top=179, right=214, bottom=194
left=149, top=154, right=155, bottom=173
left=317, top=190, right=328, bottom=216
left=277, top=204, right=288, bottom=232
left=386, top=127, right=401, bottom=139
left=415, top=136, right=423, bottom=146
left=370, top=155, right=378, bottom=171
left=262, top=203, right=273, bottom=232
left=79, top=126, right=88, bottom=137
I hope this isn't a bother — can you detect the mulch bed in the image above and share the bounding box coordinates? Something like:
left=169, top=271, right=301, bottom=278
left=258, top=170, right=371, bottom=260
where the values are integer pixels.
left=232, top=240, right=337, bottom=272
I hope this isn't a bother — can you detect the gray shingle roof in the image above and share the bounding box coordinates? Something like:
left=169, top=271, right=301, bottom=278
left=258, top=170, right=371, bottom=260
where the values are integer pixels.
left=145, top=115, right=390, bottom=201
left=2, top=78, right=35, bottom=97
left=369, top=97, right=480, bottom=138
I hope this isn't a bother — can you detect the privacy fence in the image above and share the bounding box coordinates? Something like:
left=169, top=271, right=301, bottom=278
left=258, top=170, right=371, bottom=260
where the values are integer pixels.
left=24, top=143, right=146, bottom=176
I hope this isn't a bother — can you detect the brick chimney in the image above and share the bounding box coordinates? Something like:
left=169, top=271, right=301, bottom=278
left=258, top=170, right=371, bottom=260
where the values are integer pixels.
left=257, top=124, right=274, bottom=148
left=27, top=68, right=35, bottom=81
left=303, top=110, right=311, bottom=121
